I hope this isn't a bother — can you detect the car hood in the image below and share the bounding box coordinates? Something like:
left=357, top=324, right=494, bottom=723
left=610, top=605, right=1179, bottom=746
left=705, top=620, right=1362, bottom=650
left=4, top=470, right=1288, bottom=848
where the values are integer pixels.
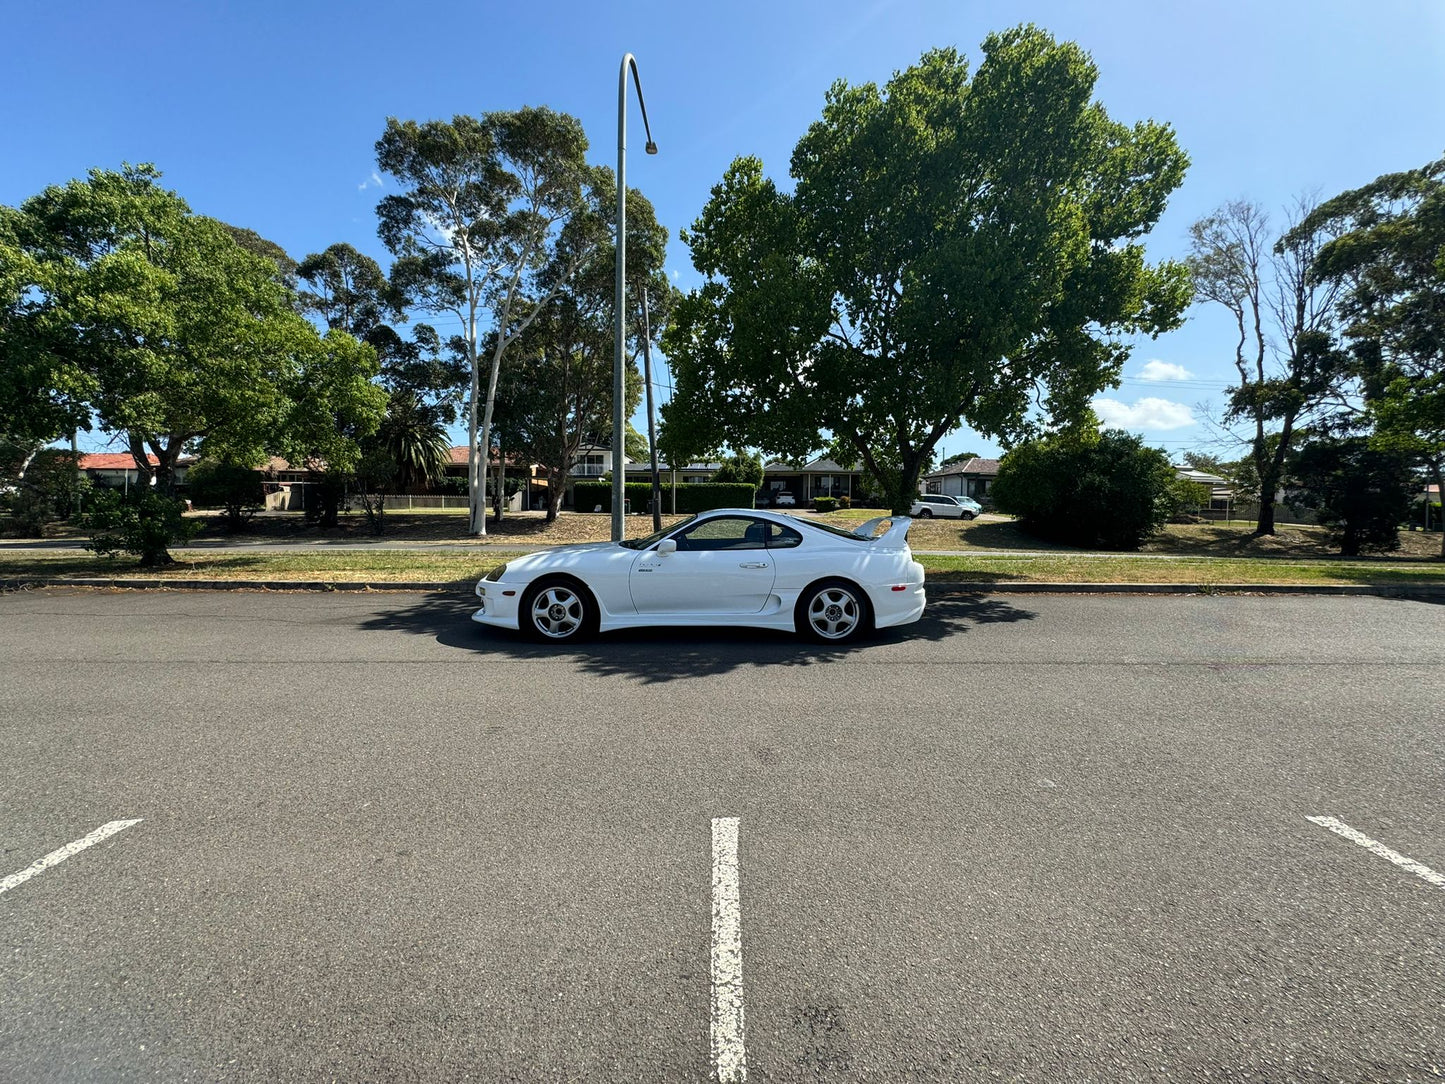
left=499, top=541, right=634, bottom=576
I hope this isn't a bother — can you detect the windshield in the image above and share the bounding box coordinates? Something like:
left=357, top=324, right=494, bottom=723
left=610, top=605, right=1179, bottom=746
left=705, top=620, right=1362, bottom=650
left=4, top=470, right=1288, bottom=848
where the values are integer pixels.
left=619, top=514, right=698, bottom=549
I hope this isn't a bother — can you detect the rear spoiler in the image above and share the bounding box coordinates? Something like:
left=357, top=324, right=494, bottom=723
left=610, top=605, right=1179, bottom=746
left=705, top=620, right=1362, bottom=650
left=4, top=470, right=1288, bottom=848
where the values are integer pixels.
left=852, top=515, right=913, bottom=549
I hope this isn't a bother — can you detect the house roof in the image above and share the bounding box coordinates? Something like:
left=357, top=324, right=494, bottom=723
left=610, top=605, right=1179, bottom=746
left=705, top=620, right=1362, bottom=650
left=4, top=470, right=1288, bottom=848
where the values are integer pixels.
left=79, top=453, right=197, bottom=471
left=1175, top=468, right=1228, bottom=485
left=924, top=457, right=1000, bottom=479
left=762, top=458, right=863, bottom=474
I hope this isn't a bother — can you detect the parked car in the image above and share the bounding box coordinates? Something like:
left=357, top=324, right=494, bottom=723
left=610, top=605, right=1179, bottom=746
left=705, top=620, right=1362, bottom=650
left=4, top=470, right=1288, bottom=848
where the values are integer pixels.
left=754, top=491, right=771, bottom=508
left=773, top=491, right=797, bottom=507
left=908, top=494, right=981, bottom=519
left=473, top=508, right=925, bottom=645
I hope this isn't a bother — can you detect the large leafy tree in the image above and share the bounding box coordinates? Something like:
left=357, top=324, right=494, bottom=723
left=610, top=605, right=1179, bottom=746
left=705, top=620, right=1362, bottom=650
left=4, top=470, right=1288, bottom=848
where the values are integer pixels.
left=0, top=211, right=94, bottom=482
left=375, top=108, right=599, bottom=535
left=1186, top=198, right=1351, bottom=535
left=1295, top=157, right=1445, bottom=557
left=2, top=164, right=384, bottom=555
left=661, top=28, right=1191, bottom=513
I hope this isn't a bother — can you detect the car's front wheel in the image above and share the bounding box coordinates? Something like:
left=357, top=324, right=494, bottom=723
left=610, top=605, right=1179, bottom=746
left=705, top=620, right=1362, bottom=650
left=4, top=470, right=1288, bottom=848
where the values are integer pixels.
left=961, top=511, right=977, bottom=520
left=521, top=577, right=597, bottom=643
left=796, top=579, right=871, bottom=644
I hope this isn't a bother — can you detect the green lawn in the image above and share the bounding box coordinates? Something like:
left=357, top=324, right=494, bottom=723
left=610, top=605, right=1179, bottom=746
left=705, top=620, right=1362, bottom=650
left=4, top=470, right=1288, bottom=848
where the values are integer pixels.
left=3, top=547, right=1443, bottom=587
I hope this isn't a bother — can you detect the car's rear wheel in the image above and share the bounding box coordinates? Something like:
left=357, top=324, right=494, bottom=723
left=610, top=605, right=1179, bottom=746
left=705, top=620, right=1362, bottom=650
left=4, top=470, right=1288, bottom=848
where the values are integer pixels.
left=918, top=508, right=933, bottom=518
left=521, top=577, right=597, bottom=643
left=796, top=579, right=870, bottom=644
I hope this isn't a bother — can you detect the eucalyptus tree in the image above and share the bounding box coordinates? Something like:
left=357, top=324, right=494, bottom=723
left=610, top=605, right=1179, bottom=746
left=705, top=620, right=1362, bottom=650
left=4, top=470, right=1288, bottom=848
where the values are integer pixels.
left=493, top=175, right=667, bottom=520
left=297, top=243, right=466, bottom=428
left=1186, top=198, right=1350, bottom=534
left=1294, top=156, right=1445, bottom=556
left=375, top=108, right=600, bottom=535
left=661, top=28, right=1191, bottom=513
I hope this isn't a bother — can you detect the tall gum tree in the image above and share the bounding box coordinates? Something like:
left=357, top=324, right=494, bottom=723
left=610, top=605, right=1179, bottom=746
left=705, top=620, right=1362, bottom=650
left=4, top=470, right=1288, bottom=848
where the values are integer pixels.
left=1186, top=198, right=1349, bottom=535
left=376, top=109, right=599, bottom=535
left=1293, top=157, right=1445, bottom=558
left=494, top=172, right=668, bottom=520
left=661, top=28, right=1191, bottom=512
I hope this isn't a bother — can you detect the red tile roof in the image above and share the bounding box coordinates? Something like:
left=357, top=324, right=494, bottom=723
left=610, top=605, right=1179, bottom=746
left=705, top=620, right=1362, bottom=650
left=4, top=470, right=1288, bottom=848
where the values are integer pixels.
left=79, top=452, right=197, bottom=471
left=79, top=453, right=159, bottom=470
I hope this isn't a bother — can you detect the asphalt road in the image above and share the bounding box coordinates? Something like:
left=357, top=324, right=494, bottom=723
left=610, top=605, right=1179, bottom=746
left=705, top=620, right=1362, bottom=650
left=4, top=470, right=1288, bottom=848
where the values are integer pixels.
left=1, top=588, right=1442, bottom=1083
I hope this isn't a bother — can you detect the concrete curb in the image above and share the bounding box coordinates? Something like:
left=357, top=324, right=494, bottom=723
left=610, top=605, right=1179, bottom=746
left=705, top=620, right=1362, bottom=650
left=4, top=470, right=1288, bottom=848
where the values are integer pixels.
left=4, top=577, right=1445, bottom=601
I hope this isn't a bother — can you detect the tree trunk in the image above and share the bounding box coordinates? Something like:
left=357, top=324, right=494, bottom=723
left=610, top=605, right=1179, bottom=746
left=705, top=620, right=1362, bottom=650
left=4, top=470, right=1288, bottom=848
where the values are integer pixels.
left=1430, top=459, right=1445, bottom=560
left=1255, top=497, right=1277, bottom=535
left=546, top=471, right=564, bottom=523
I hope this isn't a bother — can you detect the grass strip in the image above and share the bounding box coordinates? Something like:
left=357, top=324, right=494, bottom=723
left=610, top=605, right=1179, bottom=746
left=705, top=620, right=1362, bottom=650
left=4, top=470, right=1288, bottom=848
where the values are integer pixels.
left=2, top=549, right=1443, bottom=587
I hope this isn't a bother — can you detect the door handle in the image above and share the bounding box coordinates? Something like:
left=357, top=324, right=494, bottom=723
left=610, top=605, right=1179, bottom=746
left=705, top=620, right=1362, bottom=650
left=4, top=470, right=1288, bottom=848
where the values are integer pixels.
left=738, top=562, right=769, bottom=569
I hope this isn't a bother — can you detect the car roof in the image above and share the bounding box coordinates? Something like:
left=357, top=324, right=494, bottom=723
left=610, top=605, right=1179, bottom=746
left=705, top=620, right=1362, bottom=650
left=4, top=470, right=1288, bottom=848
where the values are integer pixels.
left=690, top=507, right=892, bottom=541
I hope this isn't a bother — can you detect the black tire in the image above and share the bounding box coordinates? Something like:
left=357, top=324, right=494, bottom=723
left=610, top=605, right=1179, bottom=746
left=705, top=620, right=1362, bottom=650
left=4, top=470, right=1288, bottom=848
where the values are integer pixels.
left=962, top=511, right=977, bottom=520
left=520, top=577, right=598, bottom=643
left=918, top=508, right=933, bottom=518
left=795, top=579, right=871, bottom=645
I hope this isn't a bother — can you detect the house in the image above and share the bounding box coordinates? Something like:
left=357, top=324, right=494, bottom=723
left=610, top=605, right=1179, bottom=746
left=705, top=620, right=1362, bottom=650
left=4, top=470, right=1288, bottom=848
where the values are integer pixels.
left=79, top=452, right=194, bottom=492
left=922, top=458, right=1000, bottom=503
left=758, top=458, right=871, bottom=505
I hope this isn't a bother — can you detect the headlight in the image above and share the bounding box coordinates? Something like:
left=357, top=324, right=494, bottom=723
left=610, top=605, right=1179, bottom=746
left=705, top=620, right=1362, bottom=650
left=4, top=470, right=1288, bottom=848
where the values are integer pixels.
left=484, top=563, right=508, bottom=582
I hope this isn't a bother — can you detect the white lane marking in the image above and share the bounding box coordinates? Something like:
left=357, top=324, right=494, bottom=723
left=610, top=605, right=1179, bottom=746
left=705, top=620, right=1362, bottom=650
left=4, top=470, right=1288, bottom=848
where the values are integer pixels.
left=1307, top=816, right=1445, bottom=890
left=711, top=816, right=747, bottom=1083
left=0, top=819, right=143, bottom=895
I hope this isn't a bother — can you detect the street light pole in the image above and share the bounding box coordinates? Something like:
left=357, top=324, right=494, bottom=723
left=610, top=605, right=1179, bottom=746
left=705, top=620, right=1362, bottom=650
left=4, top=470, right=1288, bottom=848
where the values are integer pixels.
left=613, top=53, right=657, bottom=543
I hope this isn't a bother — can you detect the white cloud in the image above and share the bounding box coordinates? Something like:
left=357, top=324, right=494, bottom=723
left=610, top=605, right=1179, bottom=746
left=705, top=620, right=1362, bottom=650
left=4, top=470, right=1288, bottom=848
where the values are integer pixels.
left=358, top=171, right=385, bottom=191
left=1138, top=359, right=1193, bottom=381
left=1092, top=397, right=1195, bottom=430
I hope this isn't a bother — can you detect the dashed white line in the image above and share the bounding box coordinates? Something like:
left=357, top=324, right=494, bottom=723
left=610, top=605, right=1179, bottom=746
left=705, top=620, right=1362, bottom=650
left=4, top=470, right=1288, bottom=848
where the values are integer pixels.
left=0, top=819, right=143, bottom=895
left=1307, top=816, right=1445, bottom=890
left=711, top=816, right=747, bottom=1083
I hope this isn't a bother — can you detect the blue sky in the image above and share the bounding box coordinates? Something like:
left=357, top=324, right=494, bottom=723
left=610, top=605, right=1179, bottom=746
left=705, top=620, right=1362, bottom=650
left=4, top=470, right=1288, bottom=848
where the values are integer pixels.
left=5, top=0, right=1442, bottom=463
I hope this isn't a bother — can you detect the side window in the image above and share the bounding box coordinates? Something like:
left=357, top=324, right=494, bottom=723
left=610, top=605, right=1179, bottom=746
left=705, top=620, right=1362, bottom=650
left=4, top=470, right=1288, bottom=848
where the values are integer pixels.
left=673, top=516, right=767, bottom=551
left=766, top=523, right=803, bottom=549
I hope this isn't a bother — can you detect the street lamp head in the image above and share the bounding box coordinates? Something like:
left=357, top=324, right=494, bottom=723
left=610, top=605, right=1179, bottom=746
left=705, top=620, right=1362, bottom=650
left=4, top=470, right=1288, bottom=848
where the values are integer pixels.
left=645, top=141, right=658, bottom=155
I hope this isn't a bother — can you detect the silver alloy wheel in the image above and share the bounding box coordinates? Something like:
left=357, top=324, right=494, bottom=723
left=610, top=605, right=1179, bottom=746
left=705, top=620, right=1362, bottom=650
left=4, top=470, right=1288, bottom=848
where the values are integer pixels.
left=807, top=586, right=862, bottom=641
left=530, top=585, right=585, bottom=639
left=918, top=508, right=932, bottom=518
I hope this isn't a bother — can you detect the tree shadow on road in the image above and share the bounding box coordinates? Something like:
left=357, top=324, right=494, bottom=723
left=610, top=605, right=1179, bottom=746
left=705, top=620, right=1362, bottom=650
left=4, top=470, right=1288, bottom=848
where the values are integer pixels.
left=361, top=590, right=1036, bottom=684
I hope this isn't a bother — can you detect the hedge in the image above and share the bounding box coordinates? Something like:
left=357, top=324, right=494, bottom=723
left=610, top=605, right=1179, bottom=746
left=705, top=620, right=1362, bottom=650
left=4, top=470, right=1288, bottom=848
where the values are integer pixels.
left=572, top=481, right=757, bottom=514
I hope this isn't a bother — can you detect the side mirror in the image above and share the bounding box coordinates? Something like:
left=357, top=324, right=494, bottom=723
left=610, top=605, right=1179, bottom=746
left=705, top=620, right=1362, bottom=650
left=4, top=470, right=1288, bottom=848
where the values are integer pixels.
left=656, top=538, right=677, bottom=556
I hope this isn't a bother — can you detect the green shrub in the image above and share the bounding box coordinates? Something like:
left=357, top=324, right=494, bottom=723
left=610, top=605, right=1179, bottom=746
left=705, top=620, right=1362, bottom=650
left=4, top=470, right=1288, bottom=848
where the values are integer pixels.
left=186, top=460, right=265, bottom=531
left=1288, top=436, right=1414, bottom=556
left=0, top=449, right=88, bottom=535
left=991, top=429, right=1176, bottom=550
left=573, top=481, right=756, bottom=514
left=80, top=489, right=201, bottom=566
left=812, top=496, right=839, bottom=513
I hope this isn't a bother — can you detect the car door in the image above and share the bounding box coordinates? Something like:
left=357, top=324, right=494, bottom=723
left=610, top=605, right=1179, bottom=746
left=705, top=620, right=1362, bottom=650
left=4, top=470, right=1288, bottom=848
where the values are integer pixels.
left=629, top=515, right=777, bottom=614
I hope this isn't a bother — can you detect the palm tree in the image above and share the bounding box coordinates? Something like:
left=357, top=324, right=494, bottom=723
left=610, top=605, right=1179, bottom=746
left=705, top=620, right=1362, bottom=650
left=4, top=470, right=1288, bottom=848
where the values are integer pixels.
left=376, top=392, right=450, bottom=493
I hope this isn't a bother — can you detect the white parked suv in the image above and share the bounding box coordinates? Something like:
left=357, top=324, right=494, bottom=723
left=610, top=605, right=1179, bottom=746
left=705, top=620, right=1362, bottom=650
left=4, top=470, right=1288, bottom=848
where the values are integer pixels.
left=909, top=494, right=981, bottom=519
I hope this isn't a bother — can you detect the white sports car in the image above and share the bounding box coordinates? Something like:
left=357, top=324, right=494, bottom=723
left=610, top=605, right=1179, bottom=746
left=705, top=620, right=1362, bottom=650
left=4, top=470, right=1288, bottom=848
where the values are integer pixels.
left=472, top=508, right=925, bottom=644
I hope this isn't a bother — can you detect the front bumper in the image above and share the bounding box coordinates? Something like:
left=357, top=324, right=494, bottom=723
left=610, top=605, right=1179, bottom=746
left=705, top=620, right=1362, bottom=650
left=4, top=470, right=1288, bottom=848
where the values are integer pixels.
left=471, top=579, right=522, bottom=631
